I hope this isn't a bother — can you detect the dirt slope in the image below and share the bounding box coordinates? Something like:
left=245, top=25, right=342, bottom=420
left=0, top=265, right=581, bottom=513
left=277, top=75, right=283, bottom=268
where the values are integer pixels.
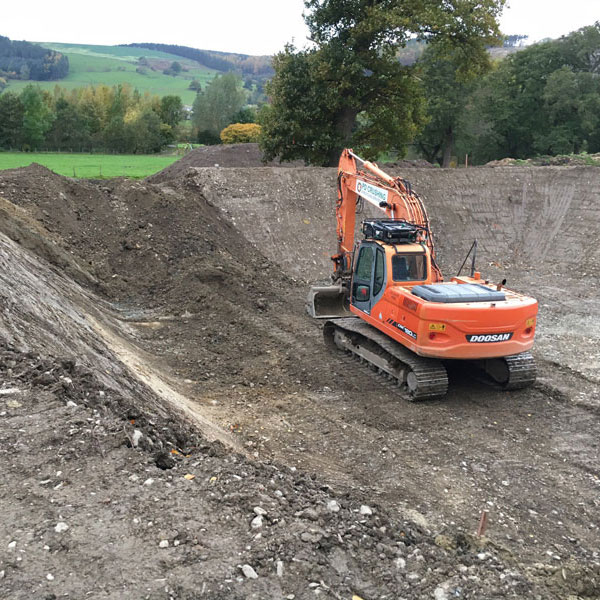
left=1, top=161, right=599, bottom=599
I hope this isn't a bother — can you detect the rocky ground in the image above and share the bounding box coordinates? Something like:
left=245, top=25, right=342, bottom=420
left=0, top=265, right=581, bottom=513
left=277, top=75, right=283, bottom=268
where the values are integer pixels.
left=0, top=155, right=599, bottom=599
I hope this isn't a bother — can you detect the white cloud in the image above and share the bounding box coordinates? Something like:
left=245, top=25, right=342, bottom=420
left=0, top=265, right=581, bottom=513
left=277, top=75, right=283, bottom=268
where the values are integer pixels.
left=499, top=0, right=599, bottom=43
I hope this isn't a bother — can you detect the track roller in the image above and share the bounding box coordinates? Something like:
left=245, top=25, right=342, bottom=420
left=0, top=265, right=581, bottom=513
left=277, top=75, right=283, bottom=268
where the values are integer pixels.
left=324, top=318, right=448, bottom=401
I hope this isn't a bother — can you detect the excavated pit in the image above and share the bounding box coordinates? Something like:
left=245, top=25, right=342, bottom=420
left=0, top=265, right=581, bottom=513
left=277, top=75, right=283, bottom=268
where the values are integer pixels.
left=0, top=158, right=599, bottom=598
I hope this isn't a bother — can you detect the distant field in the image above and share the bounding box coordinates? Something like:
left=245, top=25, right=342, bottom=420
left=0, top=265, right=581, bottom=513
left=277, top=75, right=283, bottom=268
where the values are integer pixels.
left=0, top=152, right=181, bottom=179
left=4, top=43, right=216, bottom=105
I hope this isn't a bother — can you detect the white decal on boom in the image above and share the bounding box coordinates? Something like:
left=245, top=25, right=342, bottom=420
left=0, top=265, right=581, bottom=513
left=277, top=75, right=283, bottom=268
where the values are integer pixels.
left=356, top=181, right=388, bottom=207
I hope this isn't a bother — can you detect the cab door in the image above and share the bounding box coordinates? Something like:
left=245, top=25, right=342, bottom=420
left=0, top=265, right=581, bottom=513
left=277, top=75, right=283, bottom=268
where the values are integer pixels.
left=351, top=243, right=387, bottom=314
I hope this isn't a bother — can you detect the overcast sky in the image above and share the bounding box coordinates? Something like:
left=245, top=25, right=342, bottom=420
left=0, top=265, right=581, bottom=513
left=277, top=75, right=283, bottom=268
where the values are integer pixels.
left=2, top=0, right=599, bottom=55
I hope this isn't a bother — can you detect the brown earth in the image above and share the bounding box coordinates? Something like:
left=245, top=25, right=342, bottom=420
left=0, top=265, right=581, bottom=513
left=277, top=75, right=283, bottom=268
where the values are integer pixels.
left=0, top=155, right=599, bottom=599
left=149, top=144, right=306, bottom=183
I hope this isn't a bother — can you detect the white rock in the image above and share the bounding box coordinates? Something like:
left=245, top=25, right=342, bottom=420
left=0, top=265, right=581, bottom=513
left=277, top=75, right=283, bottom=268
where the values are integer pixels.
left=241, top=564, right=258, bottom=579
left=253, top=506, right=267, bottom=516
left=131, top=430, right=143, bottom=447
left=0, top=570, right=4, bottom=579
left=55, top=522, right=69, bottom=533
left=327, top=500, right=340, bottom=513
left=276, top=560, right=284, bottom=577
left=274, top=490, right=283, bottom=498
left=46, top=573, right=54, bottom=581
left=7, top=541, right=16, bottom=550
left=360, top=505, right=373, bottom=516
left=66, top=400, right=77, bottom=408
left=251, top=515, right=263, bottom=529
left=434, top=586, right=449, bottom=600
left=395, top=557, right=406, bottom=569
left=143, top=478, right=154, bottom=486
left=159, top=540, right=169, bottom=548
left=174, top=540, right=180, bottom=547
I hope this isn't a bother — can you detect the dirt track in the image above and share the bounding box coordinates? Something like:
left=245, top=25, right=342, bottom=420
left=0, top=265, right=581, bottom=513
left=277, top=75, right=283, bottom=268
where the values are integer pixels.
left=0, top=150, right=599, bottom=599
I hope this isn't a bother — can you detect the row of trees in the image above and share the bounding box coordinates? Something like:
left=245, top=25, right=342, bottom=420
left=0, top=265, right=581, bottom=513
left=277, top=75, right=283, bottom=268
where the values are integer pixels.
left=0, top=84, right=183, bottom=153
left=416, top=23, right=600, bottom=165
left=0, top=36, right=69, bottom=81
left=122, top=43, right=273, bottom=77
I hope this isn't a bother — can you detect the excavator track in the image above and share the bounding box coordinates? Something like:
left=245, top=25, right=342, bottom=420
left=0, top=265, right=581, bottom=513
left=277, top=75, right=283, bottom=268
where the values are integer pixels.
left=479, top=351, right=537, bottom=390
left=324, top=318, right=448, bottom=401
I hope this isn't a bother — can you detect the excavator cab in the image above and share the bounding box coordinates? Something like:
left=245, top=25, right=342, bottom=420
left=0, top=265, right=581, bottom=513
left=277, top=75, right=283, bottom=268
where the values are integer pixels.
left=307, top=225, right=429, bottom=319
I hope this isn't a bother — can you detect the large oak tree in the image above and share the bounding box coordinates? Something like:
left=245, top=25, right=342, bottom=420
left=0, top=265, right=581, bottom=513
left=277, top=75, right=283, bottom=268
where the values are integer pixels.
left=260, top=0, right=506, bottom=165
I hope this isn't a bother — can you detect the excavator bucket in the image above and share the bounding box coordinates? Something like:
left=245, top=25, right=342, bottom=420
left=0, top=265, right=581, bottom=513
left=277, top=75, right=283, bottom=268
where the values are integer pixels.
left=307, top=284, right=351, bottom=319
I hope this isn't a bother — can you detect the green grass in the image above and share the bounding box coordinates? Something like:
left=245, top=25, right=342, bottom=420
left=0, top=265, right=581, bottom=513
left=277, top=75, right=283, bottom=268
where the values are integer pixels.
left=0, top=152, right=181, bottom=179
left=4, top=43, right=217, bottom=105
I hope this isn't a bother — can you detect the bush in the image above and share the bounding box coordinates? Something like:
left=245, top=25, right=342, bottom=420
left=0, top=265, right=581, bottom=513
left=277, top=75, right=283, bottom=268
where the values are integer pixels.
left=220, top=123, right=262, bottom=144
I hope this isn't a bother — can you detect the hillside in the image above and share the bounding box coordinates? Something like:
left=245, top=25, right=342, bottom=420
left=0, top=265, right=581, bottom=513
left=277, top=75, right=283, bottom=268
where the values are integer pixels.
left=0, top=35, right=68, bottom=81
left=3, top=42, right=218, bottom=104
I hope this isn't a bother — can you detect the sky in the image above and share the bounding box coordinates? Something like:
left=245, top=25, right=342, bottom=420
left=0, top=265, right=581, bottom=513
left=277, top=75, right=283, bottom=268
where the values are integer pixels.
left=2, top=0, right=599, bottom=56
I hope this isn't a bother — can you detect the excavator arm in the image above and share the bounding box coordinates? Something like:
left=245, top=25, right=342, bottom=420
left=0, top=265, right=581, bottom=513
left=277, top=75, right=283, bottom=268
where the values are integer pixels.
left=308, top=149, right=441, bottom=319
left=332, top=149, right=442, bottom=282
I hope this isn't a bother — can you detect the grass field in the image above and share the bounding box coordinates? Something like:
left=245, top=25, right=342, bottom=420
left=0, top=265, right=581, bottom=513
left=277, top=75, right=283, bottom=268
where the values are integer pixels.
left=0, top=152, right=181, bottom=179
left=4, top=43, right=216, bottom=105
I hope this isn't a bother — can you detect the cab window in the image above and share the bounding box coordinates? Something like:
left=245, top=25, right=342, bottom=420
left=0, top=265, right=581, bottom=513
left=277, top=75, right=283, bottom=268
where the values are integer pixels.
left=355, top=247, right=373, bottom=280
left=373, top=248, right=385, bottom=295
left=392, top=254, right=427, bottom=281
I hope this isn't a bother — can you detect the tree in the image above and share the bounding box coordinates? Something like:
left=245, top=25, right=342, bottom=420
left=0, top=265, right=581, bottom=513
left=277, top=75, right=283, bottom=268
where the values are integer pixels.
left=261, top=0, right=506, bottom=166
left=414, top=46, right=477, bottom=166
left=46, top=97, right=89, bottom=151
left=232, top=106, right=256, bottom=124
left=0, top=92, right=24, bottom=148
left=159, top=95, right=183, bottom=129
left=125, top=109, right=164, bottom=153
left=20, top=85, right=53, bottom=149
left=192, top=73, right=246, bottom=135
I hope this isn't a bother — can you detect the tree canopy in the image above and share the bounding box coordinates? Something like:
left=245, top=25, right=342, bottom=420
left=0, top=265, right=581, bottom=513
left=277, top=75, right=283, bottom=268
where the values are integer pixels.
left=192, top=73, right=247, bottom=137
left=455, top=23, right=600, bottom=163
left=260, top=0, right=506, bottom=165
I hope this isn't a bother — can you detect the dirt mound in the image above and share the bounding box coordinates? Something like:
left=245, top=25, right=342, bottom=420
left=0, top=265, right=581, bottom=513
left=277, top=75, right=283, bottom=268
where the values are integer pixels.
left=486, top=153, right=600, bottom=167
left=149, top=143, right=305, bottom=183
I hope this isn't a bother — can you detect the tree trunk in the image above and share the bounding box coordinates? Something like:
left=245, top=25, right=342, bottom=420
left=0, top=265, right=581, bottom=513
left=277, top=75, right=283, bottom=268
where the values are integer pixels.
left=441, top=127, right=454, bottom=168
left=327, top=106, right=359, bottom=166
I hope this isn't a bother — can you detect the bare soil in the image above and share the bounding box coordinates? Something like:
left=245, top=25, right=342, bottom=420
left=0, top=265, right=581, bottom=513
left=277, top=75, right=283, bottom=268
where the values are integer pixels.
left=0, top=155, right=599, bottom=599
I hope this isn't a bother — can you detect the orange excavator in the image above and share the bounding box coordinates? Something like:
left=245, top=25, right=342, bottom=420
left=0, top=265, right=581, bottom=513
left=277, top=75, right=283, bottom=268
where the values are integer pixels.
left=308, top=149, right=537, bottom=400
